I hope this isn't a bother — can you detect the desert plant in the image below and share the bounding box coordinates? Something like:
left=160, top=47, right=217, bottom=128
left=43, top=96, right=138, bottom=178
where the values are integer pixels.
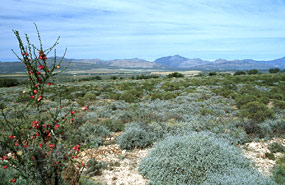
left=273, top=155, right=285, bottom=184
left=240, top=101, right=273, bottom=123
left=139, top=132, right=254, bottom=185
left=203, top=167, right=276, bottom=185
left=0, top=25, right=86, bottom=184
left=117, top=126, right=154, bottom=150
left=269, top=142, right=285, bottom=153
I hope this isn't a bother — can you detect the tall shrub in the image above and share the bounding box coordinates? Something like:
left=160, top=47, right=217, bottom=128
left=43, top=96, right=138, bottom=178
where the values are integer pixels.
left=0, top=25, right=87, bottom=184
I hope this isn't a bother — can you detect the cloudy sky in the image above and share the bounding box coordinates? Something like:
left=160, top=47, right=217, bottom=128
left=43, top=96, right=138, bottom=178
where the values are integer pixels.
left=1, top=0, right=285, bottom=61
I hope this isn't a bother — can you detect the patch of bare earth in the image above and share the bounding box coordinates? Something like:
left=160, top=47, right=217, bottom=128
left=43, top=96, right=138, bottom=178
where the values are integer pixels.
left=78, top=133, right=149, bottom=185
left=241, top=138, right=285, bottom=176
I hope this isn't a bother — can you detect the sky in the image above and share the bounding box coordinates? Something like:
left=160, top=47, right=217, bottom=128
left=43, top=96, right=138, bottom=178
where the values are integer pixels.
left=1, top=0, right=285, bottom=61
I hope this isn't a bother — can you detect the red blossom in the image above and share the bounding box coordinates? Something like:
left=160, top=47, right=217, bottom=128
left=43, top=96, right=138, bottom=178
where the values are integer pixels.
left=30, top=95, right=35, bottom=99
left=36, top=133, right=39, bottom=136
left=38, top=65, right=44, bottom=70
left=24, top=145, right=28, bottom=148
left=72, top=145, right=80, bottom=152
left=10, top=178, right=17, bottom=183
left=14, top=143, right=18, bottom=146
left=48, top=82, right=52, bottom=86
left=3, top=165, right=7, bottom=169
left=33, top=90, right=37, bottom=94
left=29, top=71, right=33, bottom=75
left=1, top=156, right=8, bottom=160
left=71, top=110, right=75, bottom=114
left=40, top=143, right=43, bottom=147
left=34, top=84, right=38, bottom=88
left=24, top=53, right=29, bottom=56
left=37, top=71, right=41, bottom=75
left=49, top=144, right=55, bottom=148
left=9, top=135, right=15, bottom=139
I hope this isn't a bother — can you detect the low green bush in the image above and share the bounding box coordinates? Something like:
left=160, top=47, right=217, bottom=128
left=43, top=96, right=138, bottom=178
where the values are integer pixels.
left=98, top=119, right=124, bottom=132
left=235, top=95, right=258, bottom=108
left=273, top=155, right=285, bottom=185
left=269, top=142, right=285, bottom=153
left=139, top=132, right=253, bottom=185
left=77, top=123, right=110, bottom=148
left=240, top=101, right=273, bottom=123
left=117, top=126, right=154, bottom=150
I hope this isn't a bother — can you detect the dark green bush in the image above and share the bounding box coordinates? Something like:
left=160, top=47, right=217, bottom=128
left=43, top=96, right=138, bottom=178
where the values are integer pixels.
left=234, top=71, right=246, bottom=75
left=240, top=101, right=273, bottom=123
left=117, top=126, right=154, bottom=150
left=235, top=95, right=258, bottom=108
left=139, top=132, right=253, bottom=185
left=0, top=78, right=19, bottom=87
left=269, top=68, right=281, bottom=73
left=273, top=155, right=285, bottom=185
left=166, top=72, right=184, bottom=78
left=274, top=100, right=285, bottom=109
left=265, top=152, right=276, bottom=160
left=247, top=69, right=259, bottom=75
left=269, top=142, right=285, bottom=153
left=208, top=72, right=217, bottom=76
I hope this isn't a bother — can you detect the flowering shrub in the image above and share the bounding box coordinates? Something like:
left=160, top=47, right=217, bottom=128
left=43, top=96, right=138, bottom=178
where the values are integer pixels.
left=0, top=25, right=87, bottom=184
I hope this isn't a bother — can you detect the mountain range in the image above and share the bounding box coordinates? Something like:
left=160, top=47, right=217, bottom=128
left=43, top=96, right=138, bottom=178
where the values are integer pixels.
left=1, top=55, right=285, bottom=73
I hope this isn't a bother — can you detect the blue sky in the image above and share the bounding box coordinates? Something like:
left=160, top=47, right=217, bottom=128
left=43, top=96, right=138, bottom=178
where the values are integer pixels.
left=1, top=0, right=285, bottom=61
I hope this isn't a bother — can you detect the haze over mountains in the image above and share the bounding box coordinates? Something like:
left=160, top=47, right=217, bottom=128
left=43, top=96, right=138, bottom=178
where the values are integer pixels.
left=1, top=55, right=285, bottom=73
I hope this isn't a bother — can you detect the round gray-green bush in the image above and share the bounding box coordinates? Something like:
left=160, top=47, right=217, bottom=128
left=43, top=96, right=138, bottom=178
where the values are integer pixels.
left=138, top=132, right=254, bottom=185
left=117, top=126, right=154, bottom=150
left=203, top=167, right=276, bottom=185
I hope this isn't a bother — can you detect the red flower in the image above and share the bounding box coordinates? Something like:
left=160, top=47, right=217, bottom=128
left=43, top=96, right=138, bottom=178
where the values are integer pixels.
left=1, top=156, right=8, bottom=160
left=48, top=82, right=52, bottom=86
left=10, top=178, right=17, bottom=183
left=73, top=144, right=80, bottom=152
left=40, top=143, right=43, bottom=147
left=37, top=71, right=41, bottom=75
left=36, top=133, right=39, bottom=136
left=49, top=144, right=55, bottom=148
left=29, top=71, right=33, bottom=75
left=33, top=90, right=37, bottom=94
left=38, top=65, right=44, bottom=70
left=3, top=165, right=7, bottom=169
left=71, top=110, right=75, bottom=114
left=14, top=143, right=18, bottom=146
left=37, top=95, right=42, bottom=102
left=9, top=135, right=15, bottom=139
left=38, top=50, right=43, bottom=55
left=25, top=53, right=29, bottom=56
left=30, top=95, right=35, bottom=99
left=34, top=84, right=38, bottom=88
left=55, top=124, right=59, bottom=128
left=24, top=145, right=28, bottom=148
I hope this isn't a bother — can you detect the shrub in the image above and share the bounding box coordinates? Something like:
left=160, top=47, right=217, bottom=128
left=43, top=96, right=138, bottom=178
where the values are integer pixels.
left=0, top=25, right=89, bottom=185
left=138, top=132, right=253, bottom=185
left=166, top=72, right=184, bottom=78
left=240, top=101, right=273, bottom=123
left=78, top=123, right=110, bottom=148
left=248, top=69, right=259, bottom=75
left=273, top=155, right=285, bottom=185
left=234, top=71, right=246, bottom=75
left=235, top=94, right=258, bottom=108
left=208, top=72, right=217, bottom=76
left=203, top=167, right=276, bottom=185
left=265, top=152, right=276, bottom=160
left=269, top=68, right=281, bottom=73
left=117, top=126, right=154, bottom=150
left=0, top=78, right=19, bottom=87
left=98, top=119, right=124, bottom=132
left=269, top=142, right=285, bottom=153
left=274, top=100, right=285, bottom=109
